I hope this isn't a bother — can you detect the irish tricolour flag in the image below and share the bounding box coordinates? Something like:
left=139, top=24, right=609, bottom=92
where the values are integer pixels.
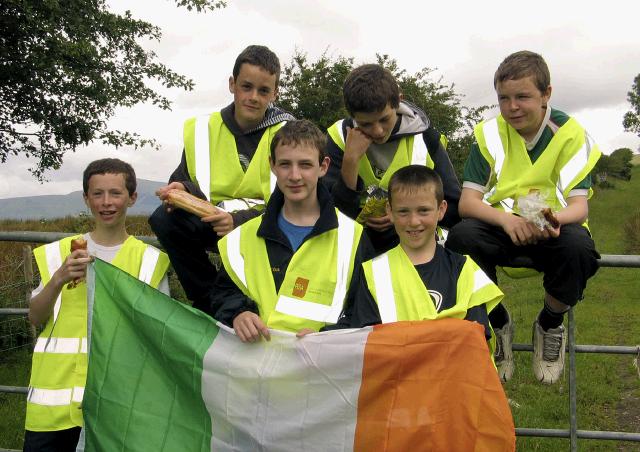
left=80, top=259, right=515, bottom=451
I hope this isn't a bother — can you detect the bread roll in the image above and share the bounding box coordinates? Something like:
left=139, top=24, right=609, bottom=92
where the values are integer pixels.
left=67, top=237, right=88, bottom=289
left=166, top=189, right=218, bottom=218
left=541, top=208, right=560, bottom=229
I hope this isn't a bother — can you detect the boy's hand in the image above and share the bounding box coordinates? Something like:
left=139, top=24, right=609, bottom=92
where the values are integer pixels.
left=344, top=127, right=372, bottom=160
left=501, top=215, right=542, bottom=246
left=544, top=223, right=561, bottom=238
left=233, top=312, right=271, bottom=343
left=296, top=328, right=316, bottom=338
left=366, top=213, right=393, bottom=232
left=55, top=250, right=92, bottom=287
left=156, top=182, right=186, bottom=213
left=201, top=209, right=234, bottom=236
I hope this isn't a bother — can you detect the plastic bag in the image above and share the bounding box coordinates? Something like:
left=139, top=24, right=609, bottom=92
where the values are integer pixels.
left=356, top=186, right=388, bottom=224
left=516, top=190, right=555, bottom=230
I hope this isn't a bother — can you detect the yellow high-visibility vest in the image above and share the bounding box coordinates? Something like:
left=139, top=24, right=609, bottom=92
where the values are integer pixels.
left=362, top=245, right=502, bottom=323
left=26, top=235, right=169, bottom=432
left=219, top=210, right=363, bottom=332
left=474, top=115, right=601, bottom=214
left=183, top=113, right=285, bottom=209
left=327, top=120, right=436, bottom=199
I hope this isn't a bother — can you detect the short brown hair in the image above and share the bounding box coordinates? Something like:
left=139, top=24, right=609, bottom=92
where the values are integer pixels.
left=343, top=64, right=400, bottom=115
left=83, top=158, right=136, bottom=196
left=233, top=45, right=281, bottom=85
left=388, top=165, right=444, bottom=206
left=270, top=120, right=327, bottom=163
left=494, top=50, right=550, bottom=93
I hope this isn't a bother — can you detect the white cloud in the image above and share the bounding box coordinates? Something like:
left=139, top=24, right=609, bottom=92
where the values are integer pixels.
left=2, top=0, right=639, bottom=199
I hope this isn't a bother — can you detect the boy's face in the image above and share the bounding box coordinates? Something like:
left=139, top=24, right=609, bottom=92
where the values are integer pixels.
left=352, top=103, right=398, bottom=144
left=496, top=75, right=552, bottom=141
left=270, top=142, right=329, bottom=206
left=83, top=173, right=136, bottom=229
left=387, top=184, right=446, bottom=252
left=229, top=63, right=278, bottom=132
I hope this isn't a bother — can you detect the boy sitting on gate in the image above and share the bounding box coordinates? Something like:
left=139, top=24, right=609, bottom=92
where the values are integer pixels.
left=446, top=51, right=601, bottom=384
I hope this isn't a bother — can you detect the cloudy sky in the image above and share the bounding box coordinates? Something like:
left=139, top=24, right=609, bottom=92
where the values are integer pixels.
left=2, top=0, right=639, bottom=199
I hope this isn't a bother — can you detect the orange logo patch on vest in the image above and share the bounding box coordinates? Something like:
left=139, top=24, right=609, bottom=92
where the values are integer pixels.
left=292, top=277, right=309, bottom=298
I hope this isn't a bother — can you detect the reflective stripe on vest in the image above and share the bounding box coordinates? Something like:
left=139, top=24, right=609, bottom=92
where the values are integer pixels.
left=225, top=226, right=247, bottom=288
left=482, top=119, right=515, bottom=212
left=33, top=337, right=87, bottom=354
left=371, top=253, right=396, bottom=323
left=44, top=241, right=63, bottom=323
left=194, top=114, right=211, bottom=200
left=410, top=134, right=429, bottom=166
left=139, top=246, right=161, bottom=285
left=273, top=211, right=355, bottom=323
left=27, top=387, right=84, bottom=406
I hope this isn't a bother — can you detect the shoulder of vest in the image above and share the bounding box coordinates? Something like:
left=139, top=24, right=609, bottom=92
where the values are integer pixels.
left=422, top=127, right=441, bottom=153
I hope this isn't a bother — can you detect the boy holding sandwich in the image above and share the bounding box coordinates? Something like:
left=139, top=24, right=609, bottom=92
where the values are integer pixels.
left=24, top=158, right=170, bottom=451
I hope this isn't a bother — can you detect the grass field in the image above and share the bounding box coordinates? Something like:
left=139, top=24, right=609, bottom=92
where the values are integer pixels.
left=1, top=168, right=639, bottom=451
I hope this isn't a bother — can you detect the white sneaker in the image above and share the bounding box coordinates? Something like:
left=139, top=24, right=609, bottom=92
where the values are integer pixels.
left=532, top=320, right=566, bottom=384
left=493, top=313, right=515, bottom=382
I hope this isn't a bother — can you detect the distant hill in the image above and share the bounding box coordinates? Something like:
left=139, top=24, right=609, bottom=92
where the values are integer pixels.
left=0, top=179, right=164, bottom=219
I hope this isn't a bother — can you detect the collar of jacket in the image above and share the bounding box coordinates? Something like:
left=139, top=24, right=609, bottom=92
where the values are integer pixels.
left=221, top=103, right=295, bottom=136
left=257, top=183, right=339, bottom=247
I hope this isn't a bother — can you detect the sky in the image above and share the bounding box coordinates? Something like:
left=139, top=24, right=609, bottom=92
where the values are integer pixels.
left=2, top=0, right=639, bottom=199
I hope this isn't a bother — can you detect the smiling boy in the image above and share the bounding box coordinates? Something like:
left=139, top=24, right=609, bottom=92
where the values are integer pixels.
left=446, top=51, right=601, bottom=384
left=323, top=64, right=461, bottom=253
left=210, top=120, right=371, bottom=341
left=328, top=165, right=502, bottom=346
left=149, top=45, right=295, bottom=312
left=24, top=159, right=170, bottom=452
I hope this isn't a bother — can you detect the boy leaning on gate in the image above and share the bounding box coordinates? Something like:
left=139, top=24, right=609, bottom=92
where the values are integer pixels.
left=446, top=51, right=601, bottom=384
left=24, top=158, right=170, bottom=452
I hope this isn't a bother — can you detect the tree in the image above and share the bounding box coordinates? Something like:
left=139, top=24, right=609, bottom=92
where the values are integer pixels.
left=277, top=51, right=490, bottom=178
left=0, top=0, right=225, bottom=179
left=623, top=74, right=640, bottom=139
left=278, top=51, right=354, bottom=132
left=375, top=54, right=489, bottom=177
left=594, top=147, right=633, bottom=187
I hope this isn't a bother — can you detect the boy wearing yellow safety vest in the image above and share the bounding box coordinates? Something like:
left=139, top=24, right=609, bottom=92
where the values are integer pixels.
left=24, top=159, right=170, bottom=451
left=446, top=51, right=601, bottom=384
left=149, top=45, right=295, bottom=312
left=327, top=165, right=503, bottom=348
left=323, top=64, right=461, bottom=253
left=210, top=120, right=372, bottom=341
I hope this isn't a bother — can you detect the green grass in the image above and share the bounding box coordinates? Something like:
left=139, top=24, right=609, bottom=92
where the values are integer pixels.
left=0, top=348, right=30, bottom=450
left=502, top=165, right=640, bottom=451
left=1, top=173, right=639, bottom=451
